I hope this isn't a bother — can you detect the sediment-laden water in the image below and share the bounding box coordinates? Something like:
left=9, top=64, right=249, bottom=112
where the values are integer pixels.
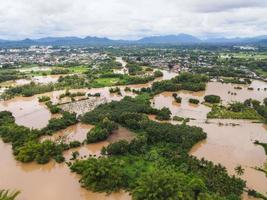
left=0, top=66, right=266, bottom=199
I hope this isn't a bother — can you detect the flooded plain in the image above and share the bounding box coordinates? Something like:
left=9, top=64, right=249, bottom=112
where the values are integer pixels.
left=151, top=80, right=267, bottom=197
left=0, top=66, right=267, bottom=200
left=0, top=84, right=135, bottom=200
left=0, top=140, right=131, bottom=200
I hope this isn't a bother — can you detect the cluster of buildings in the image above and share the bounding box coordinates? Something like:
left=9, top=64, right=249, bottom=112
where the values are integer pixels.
left=0, top=46, right=108, bottom=68
left=125, top=53, right=214, bottom=72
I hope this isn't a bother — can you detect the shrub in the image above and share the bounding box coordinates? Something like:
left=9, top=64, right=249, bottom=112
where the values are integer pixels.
left=189, top=98, right=199, bottom=104
left=156, top=107, right=171, bottom=120
left=38, top=96, right=51, bottom=102
left=204, top=95, right=220, bottom=103
left=153, top=70, right=163, bottom=78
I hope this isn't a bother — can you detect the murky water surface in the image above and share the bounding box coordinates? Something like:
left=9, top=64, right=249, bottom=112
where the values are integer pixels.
left=0, top=70, right=266, bottom=199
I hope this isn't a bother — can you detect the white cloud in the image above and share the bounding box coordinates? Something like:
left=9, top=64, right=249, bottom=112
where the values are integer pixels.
left=0, top=0, right=266, bottom=39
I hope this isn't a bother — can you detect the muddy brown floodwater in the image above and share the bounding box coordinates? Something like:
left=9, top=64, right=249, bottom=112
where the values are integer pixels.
left=0, top=75, right=63, bottom=90
left=189, top=120, right=267, bottom=197
left=1, top=73, right=266, bottom=200
left=0, top=126, right=133, bottom=200
left=0, top=86, right=136, bottom=199
left=0, top=96, right=52, bottom=129
left=151, top=80, right=267, bottom=198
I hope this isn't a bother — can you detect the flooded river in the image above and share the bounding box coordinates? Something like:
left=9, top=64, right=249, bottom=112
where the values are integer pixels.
left=0, top=65, right=266, bottom=199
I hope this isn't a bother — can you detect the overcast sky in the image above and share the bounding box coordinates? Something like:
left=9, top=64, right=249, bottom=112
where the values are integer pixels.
left=0, top=0, right=267, bottom=40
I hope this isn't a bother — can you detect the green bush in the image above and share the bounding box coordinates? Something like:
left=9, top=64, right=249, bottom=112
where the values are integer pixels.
left=38, top=96, right=51, bottom=102
left=204, top=95, right=221, bottom=103
left=189, top=98, right=200, bottom=104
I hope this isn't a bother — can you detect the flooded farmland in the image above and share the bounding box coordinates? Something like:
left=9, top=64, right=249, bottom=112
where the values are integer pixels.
left=0, top=68, right=267, bottom=199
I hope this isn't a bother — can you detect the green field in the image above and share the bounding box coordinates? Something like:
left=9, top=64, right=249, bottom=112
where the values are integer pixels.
left=91, top=77, right=121, bottom=87
left=68, top=66, right=89, bottom=73
left=207, top=105, right=263, bottom=120
left=220, top=52, right=267, bottom=60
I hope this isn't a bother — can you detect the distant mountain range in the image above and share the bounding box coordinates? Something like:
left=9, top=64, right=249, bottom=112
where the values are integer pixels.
left=1, top=34, right=267, bottom=47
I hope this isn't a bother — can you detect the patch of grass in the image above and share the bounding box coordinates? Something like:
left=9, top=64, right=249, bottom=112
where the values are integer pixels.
left=68, top=66, right=89, bottom=73
left=255, top=68, right=267, bottom=78
left=91, top=77, right=121, bottom=87
left=207, top=105, right=263, bottom=120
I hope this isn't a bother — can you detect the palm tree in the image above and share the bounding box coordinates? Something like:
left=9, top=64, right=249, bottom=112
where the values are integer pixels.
left=235, top=165, right=244, bottom=176
left=0, top=190, right=20, bottom=200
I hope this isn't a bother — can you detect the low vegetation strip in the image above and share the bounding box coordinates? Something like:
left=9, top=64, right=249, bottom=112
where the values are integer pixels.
left=207, top=98, right=267, bottom=122
left=207, top=105, right=262, bottom=120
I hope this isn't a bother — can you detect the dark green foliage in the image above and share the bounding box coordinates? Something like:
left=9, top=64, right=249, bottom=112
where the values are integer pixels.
left=204, top=95, right=221, bottom=103
left=173, top=72, right=209, bottom=83
left=193, top=66, right=248, bottom=78
left=153, top=70, right=163, bottom=77
left=98, top=60, right=122, bottom=71
left=82, top=96, right=205, bottom=152
left=132, top=170, right=207, bottom=200
left=99, top=73, right=124, bottom=79
left=173, top=116, right=185, bottom=121
left=229, top=102, right=246, bottom=112
left=71, top=151, right=79, bottom=160
left=247, top=189, right=267, bottom=200
left=103, top=140, right=129, bottom=155
left=59, top=91, right=85, bottom=99
left=88, top=93, right=101, bottom=97
left=0, top=111, right=15, bottom=125
left=124, top=87, right=131, bottom=92
left=208, top=99, right=267, bottom=122
left=16, top=140, right=65, bottom=164
left=0, top=69, right=25, bottom=83
left=189, top=98, right=200, bottom=104
left=38, top=96, right=51, bottom=102
left=177, top=156, right=246, bottom=197
left=173, top=93, right=182, bottom=103
left=87, top=126, right=109, bottom=143
left=207, top=104, right=262, bottom=120
left=152, top=80, right=179, bottom=93
left=109, top=87, right=120, bottom=93
left=264, top=98, right=267, bottom=106
left=1, top=82, right=54, bottom=99
left=102, top=136, right=147, bottom=156
left=69, top=141, right=81, bottom=148
left=222, top=78, right=251, bottom=84
left=57, top=75, right=88, bottom=88
left=155, top=107, right=171, bottom=120
left=122, top=75, right=155, bottom=85
left=42, top=112, right=78, bottom=135
left=0, top=189, right=20, bottom=200
left=127, top=63, right=142, bottom=75
left=87, top=118, right=118, bottom=143
left=50, top=68, right=70, bottom=75
left=70, top=157, right=127, bottom=192
left=152, top=72, right=207, bottom=94
left=0, top=111, right=77, bottom=164
left=72, top=95, right=245, bottom=199
left=45, top=101, right=62, bottom=114
left=81, top=96, right=157, bottom=124
left=172, top=72, right=208, bottom=91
